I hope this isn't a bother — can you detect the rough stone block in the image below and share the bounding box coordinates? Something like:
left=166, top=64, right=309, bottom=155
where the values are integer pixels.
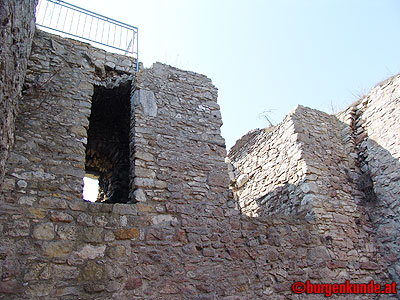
left=33, top=222, right=55, bottom=240
left=80, top=261, right=104, bottom=281
left=76, top=244, right=106, bottom=259
left=43, top=241, right=74, bottom=258
left=115, top=228, right=139, bottom=240
left=132, top=89, right=157, bottom=117
left=50, top=211, right=74, bottom=222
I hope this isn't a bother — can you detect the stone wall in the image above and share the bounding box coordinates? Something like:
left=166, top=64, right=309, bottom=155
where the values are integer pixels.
left=363, top=76, right=400, bottom=283
left=228, top=105, right=388, bottom=289
left=228, top=74, right=400, bottom=298
left=227, top=112, right=306, bottom=217
left=0, top=0, right=37, bottom=185
left=1, top=29, right=138, bottom=205
left=290, top=106, right=383, bottom=274
left=131, top=62, right=229, bottom=214
left=0, top=3, right=399, bottom=297
left=227, top=104, right=368, bottom=225
left=0, top=29, right=349, bottom=300
left=337, top=74, right=400, bottom=284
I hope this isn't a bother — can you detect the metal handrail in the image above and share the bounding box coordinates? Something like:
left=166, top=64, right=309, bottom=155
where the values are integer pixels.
left=35, top=0, right=139, bottom=71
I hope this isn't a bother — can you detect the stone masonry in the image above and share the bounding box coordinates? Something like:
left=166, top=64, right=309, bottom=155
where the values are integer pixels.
left=0, top=1, right=400, bottom=299
left=336, top=75, right=400, bottom=287
left=228, top=77, right=400, bottom=298
left=0, top=0, right=37, bottom=185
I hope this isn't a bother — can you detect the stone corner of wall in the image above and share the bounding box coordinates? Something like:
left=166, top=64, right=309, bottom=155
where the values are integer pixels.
left=228, top=128, right=262, bottom=159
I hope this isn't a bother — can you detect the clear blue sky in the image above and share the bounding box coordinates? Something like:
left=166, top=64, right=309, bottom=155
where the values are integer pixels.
left=62, top=0, right=400, bottom=150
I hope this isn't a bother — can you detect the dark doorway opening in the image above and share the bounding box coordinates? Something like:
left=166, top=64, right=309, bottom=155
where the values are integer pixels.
left=84, top=81, right=131, bottom=203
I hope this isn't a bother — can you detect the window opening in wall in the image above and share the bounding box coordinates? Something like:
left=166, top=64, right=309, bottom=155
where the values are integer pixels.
left=84, top=81, right=131, bottom=203
left=82, top=175, right=99, bottom=202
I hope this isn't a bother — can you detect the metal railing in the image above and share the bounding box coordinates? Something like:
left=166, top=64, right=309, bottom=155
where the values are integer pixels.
left=35, top=0, right=139, bottom=71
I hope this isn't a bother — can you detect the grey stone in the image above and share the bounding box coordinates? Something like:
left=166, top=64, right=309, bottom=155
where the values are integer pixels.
left=133, top=188, right=147, bottom=202
left=76, top=245, right=106, bottom=259
left=152, top=214, right=177, bottom=226
left=132, top=89, right=157, bottom=117
left=18, top=196, right=36, bottom=206
left=135, top=151, right=154, bottom=162
left=33, top=223, right=55, bottom=240
left=16, top=179, right=27, bottom=188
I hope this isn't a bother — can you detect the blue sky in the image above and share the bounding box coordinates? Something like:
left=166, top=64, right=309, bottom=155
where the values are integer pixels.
left=59, top=0, right=400, bottom=150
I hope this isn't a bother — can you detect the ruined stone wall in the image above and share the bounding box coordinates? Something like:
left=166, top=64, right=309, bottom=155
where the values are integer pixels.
left=0, top=8, right=399, bottom=297
left=0, top=0, right=37, bottom=185
left=1, top=29, right=138, bottom=204
left=337, top=74, right=400, bottom=284
left=131, top=62, right=229, bottom=215
left=227, top=112, right=306, bottom=217
left=0, top=29, right=355, bottom=300
left=363, top=76, right=400, bottom=283
left=227, top=104, right=367, bottom=225
left=0, top=29, right=140, bottom=298
left=290, top=106, right=384, bottom=275
left=228, top=105, right=387, bottom=288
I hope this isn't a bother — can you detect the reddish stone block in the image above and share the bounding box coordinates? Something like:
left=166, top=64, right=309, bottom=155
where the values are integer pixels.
left=327, top=260, right=347, bottom=269
left=360, top=261, right=380, bottom=270
left=0, top=280, right=23, bottom=294
left=125, top=277, right=143, bottom=290
left=173, top=229, right=186, bottom=242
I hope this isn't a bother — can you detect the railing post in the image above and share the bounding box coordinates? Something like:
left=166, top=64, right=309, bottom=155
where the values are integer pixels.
left=35, top=0, right=139, bottom=70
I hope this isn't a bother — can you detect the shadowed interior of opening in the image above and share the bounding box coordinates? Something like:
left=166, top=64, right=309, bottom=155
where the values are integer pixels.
left=84, top=81, right=131, bottom=203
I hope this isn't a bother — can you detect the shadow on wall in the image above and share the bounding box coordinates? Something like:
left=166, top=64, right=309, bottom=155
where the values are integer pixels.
left=250, top=182, right=309, bottom=219
left=364, top=138, right=400, bottom=284
left=230, top=119, right=400, bottom=289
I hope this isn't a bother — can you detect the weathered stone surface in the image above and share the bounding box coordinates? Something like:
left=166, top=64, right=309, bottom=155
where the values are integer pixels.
left=26, top=283, right=52, bottom=297
left=135, top=152, right=154, bottom=162
left=43, top=241, right=74, bottom=258
left=207, top=170, right=230, bottom=187
left=39, top=198, right=68, bottom=209
left=80, top=261, right=104, bottom=281
left=133, top=188, right=147, bottom=202
left=115, top=228, right=139, bottom=240
left=132, top=89, right=157, bottom=117
left=56, top=224, right=77, bottom=240
left=0, top=0, right=37, bottom=185
left=24, top=262, right=50, bottom=281
left=106, top=245, right=126, bottom=258
left=18, top=196, right=36, bottom=206
left=82, top=227, right=104, bottom=243
left=50, top=211, right=74, bottom=222
left=0, top=6, right=398, bottom=299
left=151, top=214, right=177, bottom=226
left=336, top=75, right=400, bottom=284
left=0, top=279, right=23, bottom=294
left=27, top=207, right=46, bottom=218
left=125, top=277, right=143, bottom=290
left=76, top=245, right=106, bottom=259
left=52, top=264, right=79, bottom=280
left=84, top=283, right=105, bottom=293
left=33, top=223, right=55, bottom=240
